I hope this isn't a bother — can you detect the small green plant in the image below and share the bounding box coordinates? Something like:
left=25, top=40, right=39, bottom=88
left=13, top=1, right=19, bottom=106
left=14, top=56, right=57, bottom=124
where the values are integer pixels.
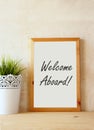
left=0, top=57, right=24, bottom=75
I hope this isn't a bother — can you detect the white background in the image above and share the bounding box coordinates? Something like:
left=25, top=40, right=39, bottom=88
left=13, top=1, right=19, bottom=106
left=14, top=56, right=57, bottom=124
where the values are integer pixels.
left=34, top=41, right=77, bottom=108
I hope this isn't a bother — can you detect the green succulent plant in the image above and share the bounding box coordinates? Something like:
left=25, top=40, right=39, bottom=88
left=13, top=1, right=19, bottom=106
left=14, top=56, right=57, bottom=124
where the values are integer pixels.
left=0, top=57, right=24, bottom=75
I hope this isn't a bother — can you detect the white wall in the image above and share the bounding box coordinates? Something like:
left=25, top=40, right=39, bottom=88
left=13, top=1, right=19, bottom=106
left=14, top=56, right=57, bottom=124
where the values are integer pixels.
left=0, top=0, right=29, bottom=112
left=0, top=0, right=94, bottom=111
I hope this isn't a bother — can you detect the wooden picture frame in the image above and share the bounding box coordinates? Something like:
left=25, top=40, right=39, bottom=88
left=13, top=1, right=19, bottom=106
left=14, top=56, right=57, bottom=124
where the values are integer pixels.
left=29, top=38, right=80, bottom=112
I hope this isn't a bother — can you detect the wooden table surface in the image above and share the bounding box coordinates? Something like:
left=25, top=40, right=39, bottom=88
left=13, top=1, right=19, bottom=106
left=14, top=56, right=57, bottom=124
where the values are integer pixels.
left=0, top=112, right=94, bottom=130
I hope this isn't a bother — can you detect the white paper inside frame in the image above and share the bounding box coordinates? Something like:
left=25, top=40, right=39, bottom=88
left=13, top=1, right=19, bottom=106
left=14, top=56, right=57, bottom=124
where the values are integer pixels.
left=34, top=41, right=77, bottom=108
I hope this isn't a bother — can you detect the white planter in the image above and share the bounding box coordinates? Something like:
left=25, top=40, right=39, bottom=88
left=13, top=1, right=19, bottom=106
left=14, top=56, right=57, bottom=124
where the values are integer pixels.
left=0, top=74, right=22, bottom=114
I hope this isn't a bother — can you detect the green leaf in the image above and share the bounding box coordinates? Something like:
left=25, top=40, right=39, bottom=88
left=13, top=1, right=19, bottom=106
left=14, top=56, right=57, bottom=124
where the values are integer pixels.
left=0, top=57, right=24, bottom=75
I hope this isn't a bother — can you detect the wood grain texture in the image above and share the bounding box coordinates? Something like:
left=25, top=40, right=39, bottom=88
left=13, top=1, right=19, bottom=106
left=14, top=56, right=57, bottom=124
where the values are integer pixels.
left=29, top=38, right=81, bottom=112
left=32, top=37, right=80, bottom=42
left=0, top=112, right=94, bottom=130
left=28, top=39, right=34, bottom=111
left=76, top=40, right=81, bottom=111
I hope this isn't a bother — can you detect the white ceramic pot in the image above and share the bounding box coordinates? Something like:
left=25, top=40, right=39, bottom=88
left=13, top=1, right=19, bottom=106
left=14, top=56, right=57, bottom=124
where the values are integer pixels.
left=0, top=74, right=22, bottom=114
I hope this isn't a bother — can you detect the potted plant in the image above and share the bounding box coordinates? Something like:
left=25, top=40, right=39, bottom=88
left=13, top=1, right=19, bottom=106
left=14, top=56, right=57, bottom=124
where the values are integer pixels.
left=0, top=57, right=24, bottom=114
